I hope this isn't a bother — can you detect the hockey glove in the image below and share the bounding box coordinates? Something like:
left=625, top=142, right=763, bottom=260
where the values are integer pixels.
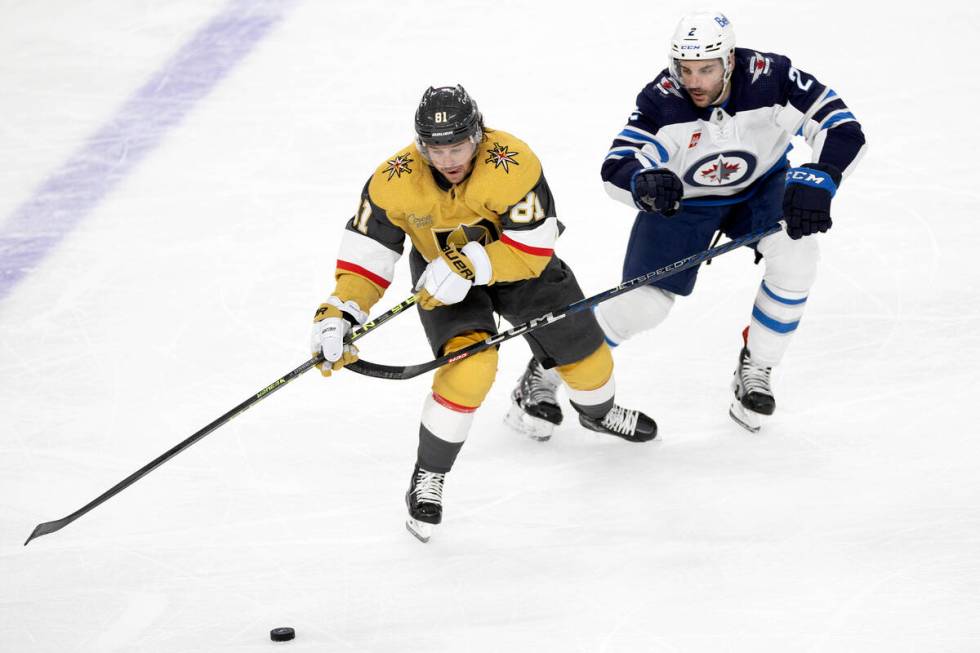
left=783, top=162, right=842, bottom=240
left=415, top=241, right=492, bottom=311
left=631, top=168, right=683, bottom=216
left=311, top=296, right=368, bottom=377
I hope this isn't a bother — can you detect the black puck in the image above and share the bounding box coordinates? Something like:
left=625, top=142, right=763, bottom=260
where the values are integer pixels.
left=270, top=627, right=295, bottom=642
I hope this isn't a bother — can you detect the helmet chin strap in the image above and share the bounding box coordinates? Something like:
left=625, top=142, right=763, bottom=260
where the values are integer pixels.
left=709, top=54, right=735, bottom=106
left=707, top=75, right=732, bottom=106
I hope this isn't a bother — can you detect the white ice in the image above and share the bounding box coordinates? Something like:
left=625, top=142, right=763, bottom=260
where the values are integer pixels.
left=2, top=1, right=980, bottom=651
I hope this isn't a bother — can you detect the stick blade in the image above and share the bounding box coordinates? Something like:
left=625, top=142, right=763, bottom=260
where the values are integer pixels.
left=24, top=518, right=70, bottom=546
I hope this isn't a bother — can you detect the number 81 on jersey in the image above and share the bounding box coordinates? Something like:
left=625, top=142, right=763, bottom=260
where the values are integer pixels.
left=509, top=191, right=545, bottom=224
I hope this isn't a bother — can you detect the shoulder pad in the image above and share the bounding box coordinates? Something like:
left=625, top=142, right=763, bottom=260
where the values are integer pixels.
left=469, top=129, right=543, bottom=208
left=367, top=143, right=424, bottom=212
left=734, top=47, right=791, bottom=83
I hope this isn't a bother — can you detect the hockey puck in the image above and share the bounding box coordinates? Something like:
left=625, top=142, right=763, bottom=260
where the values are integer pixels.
left=270, top=627, right=295, bottom=642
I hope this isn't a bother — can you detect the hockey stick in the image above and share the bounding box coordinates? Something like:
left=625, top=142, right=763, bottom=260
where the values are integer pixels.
left=347, top=222, right=783, bottom=381
left=24, top=294, right=418, bottom=546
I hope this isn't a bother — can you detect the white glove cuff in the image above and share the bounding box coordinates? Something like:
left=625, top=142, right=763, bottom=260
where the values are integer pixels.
left=325, top=295, right=368, bottom=326
left=461, top=242, right=492, bottom=286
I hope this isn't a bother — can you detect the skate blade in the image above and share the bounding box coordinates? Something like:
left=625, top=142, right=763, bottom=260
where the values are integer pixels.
left=729, top=400, right=762, bottom=433
left=405, top=518, right=433, bottom=543
left=504, top=403, right=554, bottom=441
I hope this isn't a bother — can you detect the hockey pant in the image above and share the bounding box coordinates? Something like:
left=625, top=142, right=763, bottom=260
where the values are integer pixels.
left=594, top=228, right=819, bottom=367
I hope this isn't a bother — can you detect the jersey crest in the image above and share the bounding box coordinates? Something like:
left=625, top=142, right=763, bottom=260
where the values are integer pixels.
left=683, top=151, right=758, bottom=188
left=485, top=142, right=520, bottom=172
left=432, top=218, right=500, bottom=251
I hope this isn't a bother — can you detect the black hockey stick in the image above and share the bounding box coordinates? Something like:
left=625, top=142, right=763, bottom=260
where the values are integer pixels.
left=347, top=222, right=783, bottom=381
left=24, top=294, right=418, bottom=546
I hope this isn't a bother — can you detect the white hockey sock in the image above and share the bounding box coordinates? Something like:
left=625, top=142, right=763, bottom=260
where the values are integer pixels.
left=421, top=393, right=475, bottom=444
left=747, top=281, right=808, bottom=366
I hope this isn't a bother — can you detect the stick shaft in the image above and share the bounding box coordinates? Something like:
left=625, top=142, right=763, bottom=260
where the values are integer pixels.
left=348, top=224, right=781, bottom=381
left=24, top=294, right=417, bottom=545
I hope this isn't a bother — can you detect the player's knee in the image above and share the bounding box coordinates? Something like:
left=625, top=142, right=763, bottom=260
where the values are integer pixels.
left=431, top=331, right=498, bottom=408
left=759, top=230, right=820, bottom=291
left=555, top=343, right=613, bottom=391
left=595, top=285, right=675, bottom=344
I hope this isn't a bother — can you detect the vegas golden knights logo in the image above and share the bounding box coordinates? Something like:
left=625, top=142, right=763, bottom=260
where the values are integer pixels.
left=432, top=218, right=500, bottom=251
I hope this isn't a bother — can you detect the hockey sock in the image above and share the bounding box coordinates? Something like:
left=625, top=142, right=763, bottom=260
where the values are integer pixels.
left=747, top=280, right=808, bottom=366
left=417, top=393, right=474, bottom=473
left=567, top=375, right=616, bottom=419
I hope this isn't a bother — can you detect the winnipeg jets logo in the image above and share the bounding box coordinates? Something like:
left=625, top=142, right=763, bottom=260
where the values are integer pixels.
left=485, top=142, right=520, bottom=173
left=383, top=153, right=413, bottom=180
left=684, top=151, right=757, bottom=187
left=657, top=76, right=684, bottom=98
left=748, top=52, right=773, bottom=84
left=700, top=158, right=741, bottom=183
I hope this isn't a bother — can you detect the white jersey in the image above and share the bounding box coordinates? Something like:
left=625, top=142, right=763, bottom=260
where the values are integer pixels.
left=602, top=48, right=866, bottom=207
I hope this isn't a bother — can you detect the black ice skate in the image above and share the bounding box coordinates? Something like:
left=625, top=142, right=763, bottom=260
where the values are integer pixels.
left=579, top=404, right=657, bottom=442
left=729, top=346, right=775, bottom=433
left=405, top=464, right=445, bottom=543
left=505, top=357, right=563, bottom=441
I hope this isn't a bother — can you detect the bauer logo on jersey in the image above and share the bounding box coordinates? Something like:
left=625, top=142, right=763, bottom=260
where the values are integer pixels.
left=657, top=77, right=684, bottom=99
left=383, top=153, right=414, bottom=180
left=748, top=53, right=773, bottom=84
left=485, top=142, right=519, bottom=173
left=684, top=151, right=758, bottom=187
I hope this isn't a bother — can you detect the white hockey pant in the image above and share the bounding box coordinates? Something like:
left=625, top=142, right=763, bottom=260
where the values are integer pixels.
left=747, top=229, right=819, bottom=367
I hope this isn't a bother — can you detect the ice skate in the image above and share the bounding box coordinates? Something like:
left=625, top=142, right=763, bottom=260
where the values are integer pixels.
left=505, top=358, right=563, bottom=441
left=729, top=346, right=775, bottom=433
left=579, top=404, right=657, bottom=442
left=405, top=464, right=445, bottom=543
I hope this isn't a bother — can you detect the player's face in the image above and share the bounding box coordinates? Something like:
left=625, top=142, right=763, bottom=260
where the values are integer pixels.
left=427, top=139, right=478, bottom=184
left=678, top=59, right=725, bottom=107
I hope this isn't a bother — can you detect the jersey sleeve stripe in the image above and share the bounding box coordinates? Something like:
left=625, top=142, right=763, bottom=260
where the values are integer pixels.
left=336, top=260, right=391, bottom=288
left=336, top=228, right=400, bottom=287
left=811, top=98, right=848, bottom=123
left=605, top=146, right=641, bottom=160
left=618, top=128, right=670, bottom=162
left=502, top=216, right=558, bottom=246
left=820, top=111, right=856, bottom=130
left=635, top=150, right=660, bottom=169
left=500, top=232, right=554, bottom=257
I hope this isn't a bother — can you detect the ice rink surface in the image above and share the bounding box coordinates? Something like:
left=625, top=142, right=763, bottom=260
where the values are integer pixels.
left=2, top=1, right=979, bottom=651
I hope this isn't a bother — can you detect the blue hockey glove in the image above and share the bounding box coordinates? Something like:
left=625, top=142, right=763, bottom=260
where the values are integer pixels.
left=631, top=168, right=683, bottom=216
left=783, top=163, right=842, bottom=239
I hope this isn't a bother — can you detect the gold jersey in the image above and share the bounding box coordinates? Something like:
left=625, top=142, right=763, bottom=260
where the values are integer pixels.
left=332, top=128, right=562, bottom=312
